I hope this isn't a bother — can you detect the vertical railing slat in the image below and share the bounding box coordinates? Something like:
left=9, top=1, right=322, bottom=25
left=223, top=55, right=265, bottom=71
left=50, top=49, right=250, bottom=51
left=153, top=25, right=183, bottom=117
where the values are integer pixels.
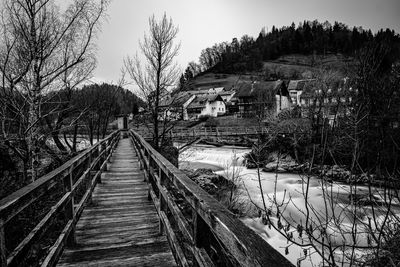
left=0, top=219, right=6, bottom=267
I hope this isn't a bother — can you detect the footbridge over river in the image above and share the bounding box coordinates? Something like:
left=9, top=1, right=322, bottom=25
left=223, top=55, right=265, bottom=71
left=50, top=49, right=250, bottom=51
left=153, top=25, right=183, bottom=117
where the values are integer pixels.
left=0, top=130, right=293, bottom=267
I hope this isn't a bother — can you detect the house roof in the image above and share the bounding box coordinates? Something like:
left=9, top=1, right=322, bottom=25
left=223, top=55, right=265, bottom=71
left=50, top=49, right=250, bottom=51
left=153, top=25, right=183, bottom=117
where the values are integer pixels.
left=159, top=92, right=194, bottom=107
left=187, top=94, right=224, bottom=109
left=287, top=79, right=315, bottom=91
left=218, top=90, right=235, bottom=96
left=235, top=80, right=288, bottom=98
left=184, top=86, right=225, bottom=96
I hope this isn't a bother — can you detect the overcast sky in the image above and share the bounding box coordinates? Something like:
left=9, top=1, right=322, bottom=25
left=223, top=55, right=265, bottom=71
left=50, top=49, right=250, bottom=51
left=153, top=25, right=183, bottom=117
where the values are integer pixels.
left=92, top=0, right=400, bottom=86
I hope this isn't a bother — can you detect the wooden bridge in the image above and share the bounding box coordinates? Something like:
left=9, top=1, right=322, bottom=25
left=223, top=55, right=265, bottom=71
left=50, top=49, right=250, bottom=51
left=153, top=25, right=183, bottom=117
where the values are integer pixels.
left=0, top=130, right=293, bottom=267
left=136, top=126, right=271, bottom=145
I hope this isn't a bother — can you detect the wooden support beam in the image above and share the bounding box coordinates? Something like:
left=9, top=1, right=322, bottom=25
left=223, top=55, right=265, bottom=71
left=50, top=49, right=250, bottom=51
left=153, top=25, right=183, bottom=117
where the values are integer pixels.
left=0, top=219, right=6, bottom=267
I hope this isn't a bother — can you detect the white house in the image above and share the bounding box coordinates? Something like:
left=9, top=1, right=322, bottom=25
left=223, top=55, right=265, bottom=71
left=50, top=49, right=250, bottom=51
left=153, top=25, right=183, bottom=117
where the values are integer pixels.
left=287, top=79, right=315, bottom=106
left=187, top=94, right=226, bottom=119
left=158, top=92, right=196, bottom=121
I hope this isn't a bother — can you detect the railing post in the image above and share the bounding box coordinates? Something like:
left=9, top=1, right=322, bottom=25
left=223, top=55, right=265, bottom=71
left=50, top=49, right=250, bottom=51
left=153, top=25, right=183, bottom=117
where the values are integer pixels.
left=102, top=142, right=107, bottom=172
left=158, top=169, right=165, bottom=235
left=97, top=145, right=102, bottom=184
left=0, top=219, right=6, bottom=267
left=64, top=167, right=76, bottom=246
left=146, top=153, right=151, bottom=183
left=192, top=200, right=208, bottom=250
left=107, top=138, right=113, bottom=163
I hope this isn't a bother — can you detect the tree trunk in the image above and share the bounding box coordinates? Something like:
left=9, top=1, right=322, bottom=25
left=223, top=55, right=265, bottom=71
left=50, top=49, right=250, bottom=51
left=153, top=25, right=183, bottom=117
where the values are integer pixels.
left=88, top=117, right=94, bottom=146
left=72, top=123, right=78, bottom=152
left=96, top=113, right=101, bottom=142
left=27, top=89, right=40, bottom=182
left=64, top=132, right=73, bottom=152
left=45, top=116, right=67, bottom=152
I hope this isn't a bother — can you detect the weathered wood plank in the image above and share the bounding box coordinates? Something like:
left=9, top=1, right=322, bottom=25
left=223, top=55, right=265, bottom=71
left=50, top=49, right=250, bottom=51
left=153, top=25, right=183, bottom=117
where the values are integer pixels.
left=0, top=131, right=118, bottom=225
left=6, top=193, right=71, bottom=266
left=0, top=219, right=6, bottom=267
left=41, top=219, right=74, bottom=267
left=57, top=138, right=176, bottom=267
left=0, top=131, right=120, bottom=267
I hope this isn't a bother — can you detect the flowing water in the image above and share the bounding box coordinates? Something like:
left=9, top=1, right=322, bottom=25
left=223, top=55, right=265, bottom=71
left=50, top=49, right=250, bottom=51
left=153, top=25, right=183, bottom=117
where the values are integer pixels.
left=179, top=144, right=399, bottom=266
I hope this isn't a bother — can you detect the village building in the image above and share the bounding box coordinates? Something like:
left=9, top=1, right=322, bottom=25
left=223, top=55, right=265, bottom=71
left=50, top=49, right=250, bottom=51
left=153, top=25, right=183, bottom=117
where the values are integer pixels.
left=158, top=92, right=196, bottom=121
left=299, top=78, right=356, bottom=126
left=185, top=87, right=224, bottom=97
left=186, top=94, right=226, bottom=119
left=233, top=80, right=291, bottom=117
left=218, top=90, right=236, bottom=103
left=287, top=79, right=315, bottom=106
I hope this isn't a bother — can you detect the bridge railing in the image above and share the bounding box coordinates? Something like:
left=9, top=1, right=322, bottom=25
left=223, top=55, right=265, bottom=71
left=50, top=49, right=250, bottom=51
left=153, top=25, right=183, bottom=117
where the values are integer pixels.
left=0, top=130, right=120, bottom=267
left=170, top=126, right=270, bottom=138
left=129, top=130, right=294, bottom=267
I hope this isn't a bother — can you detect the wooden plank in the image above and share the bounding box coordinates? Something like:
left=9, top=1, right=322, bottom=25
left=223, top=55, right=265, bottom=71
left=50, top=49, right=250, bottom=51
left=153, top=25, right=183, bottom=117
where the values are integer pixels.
left=158, top=211, right=189, bottom=267
left=193, top=247, right=215, bottom=267
left=0, top=131, right=119, bottom=267
left=158, top=185, right=193, bottom=244
left=41, top=219, right=74, bottom=267
left=7, top=193, right=71, bottom=267
left=0, top=131, right=118, bottom=225
left=60, top=240, right=172, bottom=264
left=56, top=137, right=176, bottom=267
left=0, top=219, right=6, bottom=267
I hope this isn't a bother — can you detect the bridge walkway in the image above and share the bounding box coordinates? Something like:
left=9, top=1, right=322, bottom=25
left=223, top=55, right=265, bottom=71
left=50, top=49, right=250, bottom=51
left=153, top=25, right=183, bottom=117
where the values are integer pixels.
left=57, top=138, right=176, bottom=267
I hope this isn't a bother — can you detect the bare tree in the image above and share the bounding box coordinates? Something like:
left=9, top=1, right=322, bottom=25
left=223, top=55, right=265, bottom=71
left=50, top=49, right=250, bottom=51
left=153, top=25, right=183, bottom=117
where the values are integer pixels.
left=124, top=13, right=180, bottom=149
left=0, top=0, right=108, bottom=181
left=245, top=52, right=400, bottom=266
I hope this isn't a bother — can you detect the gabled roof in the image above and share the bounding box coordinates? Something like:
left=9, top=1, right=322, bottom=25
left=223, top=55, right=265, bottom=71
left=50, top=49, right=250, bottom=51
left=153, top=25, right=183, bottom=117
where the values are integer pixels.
left=187, top=94, right=224, bottom=109
left=159, top=92, right=195, bottom=107
left=218, top=90, right=236, bottom=96
left=287, top=79, right=315, bottom=91
left=235, top=80, right=288, bottom=98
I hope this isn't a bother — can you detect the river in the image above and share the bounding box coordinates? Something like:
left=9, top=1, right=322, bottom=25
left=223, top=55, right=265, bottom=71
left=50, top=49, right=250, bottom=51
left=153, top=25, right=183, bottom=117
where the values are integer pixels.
left=179, top=144, right=399, bottom=266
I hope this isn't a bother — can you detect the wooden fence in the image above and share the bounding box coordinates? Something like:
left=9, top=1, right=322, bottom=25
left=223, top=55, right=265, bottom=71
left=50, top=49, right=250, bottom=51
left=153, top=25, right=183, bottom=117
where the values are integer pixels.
left=170, top=126, right=270, bottom=138
left=130, top=130, right=294, bottom=267
left=0, top=130, right=120, bottom=267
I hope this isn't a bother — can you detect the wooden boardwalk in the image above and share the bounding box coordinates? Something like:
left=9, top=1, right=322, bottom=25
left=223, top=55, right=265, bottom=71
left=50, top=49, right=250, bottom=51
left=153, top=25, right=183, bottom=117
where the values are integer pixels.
left=57, top=138, right=176, bottom=267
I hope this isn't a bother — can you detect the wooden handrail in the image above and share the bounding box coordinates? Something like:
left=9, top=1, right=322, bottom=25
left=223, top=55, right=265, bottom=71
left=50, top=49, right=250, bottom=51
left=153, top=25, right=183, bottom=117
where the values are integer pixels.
left=130, top=130, right=294, bottom=267
left=141, top=126, right=272, bottom=139
left=0, top=130, right=121, bottom=267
